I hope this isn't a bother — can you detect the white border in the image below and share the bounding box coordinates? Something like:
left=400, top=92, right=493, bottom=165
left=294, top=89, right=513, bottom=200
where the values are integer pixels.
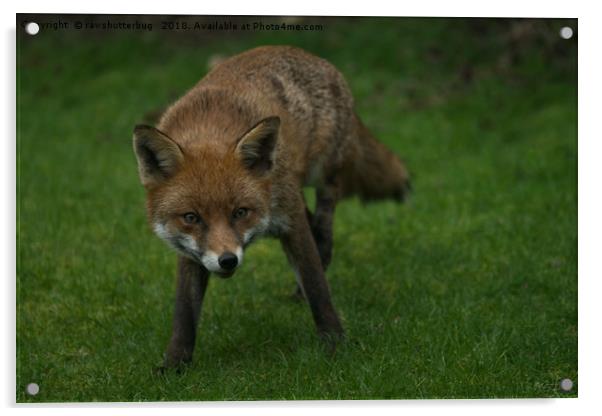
left=6, top=0, right=584, bottom=17
left=3, top=1, right=600, bottom=415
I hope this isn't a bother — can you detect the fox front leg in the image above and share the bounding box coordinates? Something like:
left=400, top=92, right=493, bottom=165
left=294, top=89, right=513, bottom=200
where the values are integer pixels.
left=292, top=189, right=338, bottom=300
left=310, top=184, right=339, bottom=270
left=162, top=256, right=209, bottom=369
left=281, top=205, right=344, bottom=344
left=290, top=205, right=319, bottom=301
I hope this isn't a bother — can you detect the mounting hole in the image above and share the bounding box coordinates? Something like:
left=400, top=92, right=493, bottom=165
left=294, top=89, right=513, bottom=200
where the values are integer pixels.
left=25, top=22, right=40, bottom=35
left=26, top=382, right=39, bottom=396
left=559, top=26, right=573, bottom=40
left=559, top=378, right=573, bottom=392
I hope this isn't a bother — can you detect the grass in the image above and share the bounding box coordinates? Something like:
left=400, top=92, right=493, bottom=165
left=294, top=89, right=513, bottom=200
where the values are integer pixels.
left=16, top=16, right=577, bottom=401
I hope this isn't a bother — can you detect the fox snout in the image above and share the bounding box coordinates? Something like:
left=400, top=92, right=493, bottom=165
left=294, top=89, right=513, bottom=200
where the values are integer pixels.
left=199, top=247, right=244, bottom=278
left=218, top=252, right=238, bottom=270
left=152, top=222, right=244, bottom=277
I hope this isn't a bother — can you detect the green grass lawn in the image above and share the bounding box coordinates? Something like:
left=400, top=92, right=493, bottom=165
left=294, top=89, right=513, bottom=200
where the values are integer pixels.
left=16, top=16, right=577, bottom=401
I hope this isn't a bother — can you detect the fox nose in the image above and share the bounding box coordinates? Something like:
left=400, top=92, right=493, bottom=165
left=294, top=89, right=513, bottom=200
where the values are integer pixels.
left=218, top=252, right=238, bottom=270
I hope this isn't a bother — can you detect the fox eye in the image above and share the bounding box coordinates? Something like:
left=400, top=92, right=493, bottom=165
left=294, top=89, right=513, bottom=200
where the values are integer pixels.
left=232, top=207, right=249, bottom=220
left=182, top=212, right=200, bottom=224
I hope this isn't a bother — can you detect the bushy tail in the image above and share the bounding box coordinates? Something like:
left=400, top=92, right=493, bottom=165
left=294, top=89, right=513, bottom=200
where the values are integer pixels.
left=340, top=114, right=411, bottom=202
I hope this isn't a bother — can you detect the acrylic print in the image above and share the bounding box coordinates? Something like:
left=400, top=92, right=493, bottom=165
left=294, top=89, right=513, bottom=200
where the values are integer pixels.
left=16, top=14, right=577, bottom=401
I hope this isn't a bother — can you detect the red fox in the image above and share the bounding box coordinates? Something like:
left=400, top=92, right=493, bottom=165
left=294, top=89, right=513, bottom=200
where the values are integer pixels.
left=133, top=45, right=410, bottom=368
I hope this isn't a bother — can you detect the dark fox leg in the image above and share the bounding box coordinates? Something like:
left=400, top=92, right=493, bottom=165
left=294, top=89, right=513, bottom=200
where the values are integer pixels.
left=311, top=184, right=339, bottom=270
left=292, top=187, right=338, bottom=300
left=162, top=256, right=209, bottom=369
left=280, top=198, right=344, bottom=345
left=290, top=206, right=316, bottom=301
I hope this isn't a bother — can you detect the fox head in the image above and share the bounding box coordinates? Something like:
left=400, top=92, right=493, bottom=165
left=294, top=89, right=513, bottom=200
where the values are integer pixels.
left=132, top=117, right=280, bottom=278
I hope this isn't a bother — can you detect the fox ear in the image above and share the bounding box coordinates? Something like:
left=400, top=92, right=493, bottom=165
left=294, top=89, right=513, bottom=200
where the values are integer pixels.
left=132, top=125, right=184, bottom=187
left=235, top=116, right=280, bottom=175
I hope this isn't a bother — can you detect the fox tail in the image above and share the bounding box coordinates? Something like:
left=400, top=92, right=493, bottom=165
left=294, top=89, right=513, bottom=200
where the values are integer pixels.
left=340, top=113, right=411, bottom=202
